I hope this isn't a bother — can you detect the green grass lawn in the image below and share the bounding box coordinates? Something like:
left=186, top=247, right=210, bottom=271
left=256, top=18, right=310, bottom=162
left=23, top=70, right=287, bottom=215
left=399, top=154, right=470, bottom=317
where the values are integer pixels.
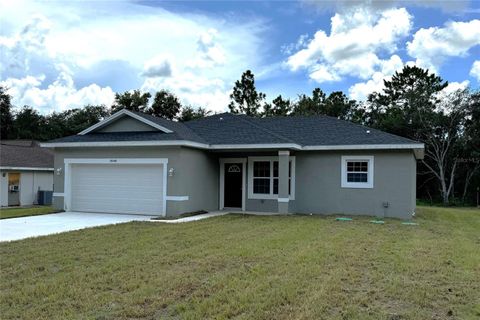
left=1, top=206, right=479, bottom=319
left=0, top=206, right=58, bottom=219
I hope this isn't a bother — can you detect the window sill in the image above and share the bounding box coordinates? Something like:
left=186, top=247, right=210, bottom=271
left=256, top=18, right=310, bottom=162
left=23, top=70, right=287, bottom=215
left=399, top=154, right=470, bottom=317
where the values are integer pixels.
left=341, top=183, right=373, bottom=189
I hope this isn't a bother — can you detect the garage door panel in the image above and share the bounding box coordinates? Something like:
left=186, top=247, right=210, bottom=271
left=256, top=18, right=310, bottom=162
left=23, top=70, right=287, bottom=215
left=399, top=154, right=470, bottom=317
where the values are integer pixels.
left=73, top=186, right=163, bottom=195
left=70, top=163, right=165, bottom=215
left=72, top=199, right=161, bottom=215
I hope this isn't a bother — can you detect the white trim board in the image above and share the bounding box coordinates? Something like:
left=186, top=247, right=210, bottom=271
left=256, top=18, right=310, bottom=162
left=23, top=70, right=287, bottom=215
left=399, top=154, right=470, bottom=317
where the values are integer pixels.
left=63, top=158, right=168, bottom=216
left=166, top=196, right=189, bottom=201
left=41, top=140, right=424, bottom=153
left=0, top=167, right=54, bottom=171
left=64, top=158, right=168, bottom=165
left=302, top=144, right=424, bottom=151
left=41, top=140, right=210, bottom=149
left=78, top=109, right=173, bottom=135
left=53, top=193, right=64, bottom=197
left=219, top=158, right=246, bottom=211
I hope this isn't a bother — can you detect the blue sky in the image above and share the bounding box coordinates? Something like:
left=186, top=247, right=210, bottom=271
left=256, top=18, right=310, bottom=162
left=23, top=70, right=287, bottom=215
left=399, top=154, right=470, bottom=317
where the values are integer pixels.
left=0, top=0, right=479, bottom=114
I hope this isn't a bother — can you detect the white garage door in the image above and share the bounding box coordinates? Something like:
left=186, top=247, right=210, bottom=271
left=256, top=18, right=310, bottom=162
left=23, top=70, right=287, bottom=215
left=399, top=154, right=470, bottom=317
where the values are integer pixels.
left=70, top=163, right=164, bottom=215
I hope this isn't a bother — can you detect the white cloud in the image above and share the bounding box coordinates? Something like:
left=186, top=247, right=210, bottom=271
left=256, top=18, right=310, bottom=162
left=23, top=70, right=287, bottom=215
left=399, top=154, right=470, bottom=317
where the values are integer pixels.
left=302, top=0, right=471, bottom=13
left=434, top=80, right=470, bottom=113
left=141, top=71, right=229, bottom=112
left=348, top=55, right=405, bottom=100
left=439, top=80, right=470, bottom=96
left=188, top=28, right=227, bottom=69
left=309, top=64, right=340, bottom=82
left=141, top=55, right=173, bottom=78
left=1, top=72, right=116, bottom=112
left=286, top=7, right=412, bottom=82
left=407, top=19, right=480, bottom=72
left=281, top=33, right=309, bottom=55
left=0, top=0, right=265, bottom=114
left=470, top=60, right=480, bottom=82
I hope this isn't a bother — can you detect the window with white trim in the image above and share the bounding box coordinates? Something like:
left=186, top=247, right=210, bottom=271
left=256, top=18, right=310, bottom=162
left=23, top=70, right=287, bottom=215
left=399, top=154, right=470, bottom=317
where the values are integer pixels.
left=341, top=156, right=374, bottom=188
left=248, top=157, right=295, bottom=199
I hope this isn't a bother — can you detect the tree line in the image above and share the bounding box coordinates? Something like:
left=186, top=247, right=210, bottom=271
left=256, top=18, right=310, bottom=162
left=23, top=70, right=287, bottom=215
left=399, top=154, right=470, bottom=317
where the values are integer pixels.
left=0, top=66, right=479, bottom=206
left=0, top=88, right=211, bottom=141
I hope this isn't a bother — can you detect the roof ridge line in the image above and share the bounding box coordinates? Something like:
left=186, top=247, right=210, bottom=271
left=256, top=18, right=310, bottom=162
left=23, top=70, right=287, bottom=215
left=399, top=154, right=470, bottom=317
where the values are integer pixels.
left=237, top=115, right=298, bottom=145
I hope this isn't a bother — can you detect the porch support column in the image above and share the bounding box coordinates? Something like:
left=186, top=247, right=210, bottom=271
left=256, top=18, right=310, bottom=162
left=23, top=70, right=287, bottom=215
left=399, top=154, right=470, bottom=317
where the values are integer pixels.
left=278, top=150, right=290, bottom=214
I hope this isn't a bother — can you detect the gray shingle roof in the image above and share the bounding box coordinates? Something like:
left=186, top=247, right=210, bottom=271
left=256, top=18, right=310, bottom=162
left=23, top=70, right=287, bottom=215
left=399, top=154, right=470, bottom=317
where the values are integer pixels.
left=252, top=115, right=418, bottom=145
left=46, top=111, right=420, bottom=148
left=183, top=113, right=293, bottom=144
left=0, top=140, right=54, bottom=168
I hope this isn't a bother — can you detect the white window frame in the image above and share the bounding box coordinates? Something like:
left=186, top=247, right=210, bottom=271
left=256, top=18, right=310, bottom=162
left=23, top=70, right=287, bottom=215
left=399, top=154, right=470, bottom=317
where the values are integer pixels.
left=247, top=156, right=296, bottom=200
left=341, top=155, right=374, bottom=189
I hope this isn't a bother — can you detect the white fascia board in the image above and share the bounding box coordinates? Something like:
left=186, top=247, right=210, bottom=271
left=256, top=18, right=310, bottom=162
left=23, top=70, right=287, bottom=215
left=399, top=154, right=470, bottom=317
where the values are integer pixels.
left=41, top=140, right=210, bottom=149
left=302, top=143, right=424, bottom=151
left=210, top=143, right=302, bottom=150
left=78, top=109, right=173, bottom=135
left=41, top=140, right=425, bottom=152
left=0, top=166, right=54, bottom=171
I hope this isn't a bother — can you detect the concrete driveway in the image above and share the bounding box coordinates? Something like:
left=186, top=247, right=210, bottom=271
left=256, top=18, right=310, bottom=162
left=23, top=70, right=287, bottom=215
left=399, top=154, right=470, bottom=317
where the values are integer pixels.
left=0, top=212, right=154, bottom=242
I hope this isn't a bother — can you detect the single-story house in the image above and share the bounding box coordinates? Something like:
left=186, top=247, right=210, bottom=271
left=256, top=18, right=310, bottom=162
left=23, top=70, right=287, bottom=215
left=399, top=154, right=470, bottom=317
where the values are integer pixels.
left=0, top=140, right=54, bottom=207
left=41, top=109, right=424, bottom=219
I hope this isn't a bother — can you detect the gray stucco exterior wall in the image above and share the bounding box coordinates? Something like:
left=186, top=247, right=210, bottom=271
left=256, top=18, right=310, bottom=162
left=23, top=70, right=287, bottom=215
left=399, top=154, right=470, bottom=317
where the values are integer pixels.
left=293, top=150, right=416, bottom=219
left=51, top=146, right=416, bottom=219
left=221, top=149, right=416, bottom=219
left=51, top=146, right=218, bottom=216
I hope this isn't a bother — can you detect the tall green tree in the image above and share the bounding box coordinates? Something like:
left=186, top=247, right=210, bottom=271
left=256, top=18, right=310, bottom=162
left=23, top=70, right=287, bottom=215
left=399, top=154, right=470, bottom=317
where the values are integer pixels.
left=291, top=88, right=361, bottom=121
left=111, top=90, right=151, bottom=113
left=366, top=65, right=448, bottom=140
left=0, top=86, right=14, bottom=139
left=46, top=105, right=110, bottom=138
left=292, top=88, right=327, bottom=116
left=365, top=65, right=459, bottom=205
left=262, top=95, right=292, bottom=117
left=148, top=90, right=182, bottom=120
left=456, top=90, right=480, bottom=203
left=419, top=89, right=471, bottom=205
left=13, top=106, right=48, bottom=140
left=177, top=106, right=211, bottom=122
left=229, top=70, right=266, bottom=116
left=323, top=91, right=361, bottom=121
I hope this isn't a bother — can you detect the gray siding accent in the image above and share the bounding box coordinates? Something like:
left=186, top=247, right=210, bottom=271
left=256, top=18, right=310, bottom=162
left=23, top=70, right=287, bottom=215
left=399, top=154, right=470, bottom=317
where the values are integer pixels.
left=52, top=146, right=217, bottom=216
left=98, top=116, right=158, bottom=133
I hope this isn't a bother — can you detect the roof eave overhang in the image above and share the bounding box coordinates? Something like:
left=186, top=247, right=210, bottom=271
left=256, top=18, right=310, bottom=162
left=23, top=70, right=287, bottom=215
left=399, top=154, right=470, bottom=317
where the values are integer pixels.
left=0, top=166, right=54, bottom=171
left=40, top=141, right=425, bottom=154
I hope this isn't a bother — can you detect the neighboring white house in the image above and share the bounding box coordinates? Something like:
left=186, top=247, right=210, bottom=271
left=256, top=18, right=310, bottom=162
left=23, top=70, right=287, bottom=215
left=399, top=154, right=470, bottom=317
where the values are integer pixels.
left=0, top=140, right=54, bottom=207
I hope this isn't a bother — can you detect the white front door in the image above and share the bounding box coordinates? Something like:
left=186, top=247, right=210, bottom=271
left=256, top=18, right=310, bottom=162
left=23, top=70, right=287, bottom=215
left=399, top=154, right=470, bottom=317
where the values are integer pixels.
left=70, top=163, right=164, bottom=215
